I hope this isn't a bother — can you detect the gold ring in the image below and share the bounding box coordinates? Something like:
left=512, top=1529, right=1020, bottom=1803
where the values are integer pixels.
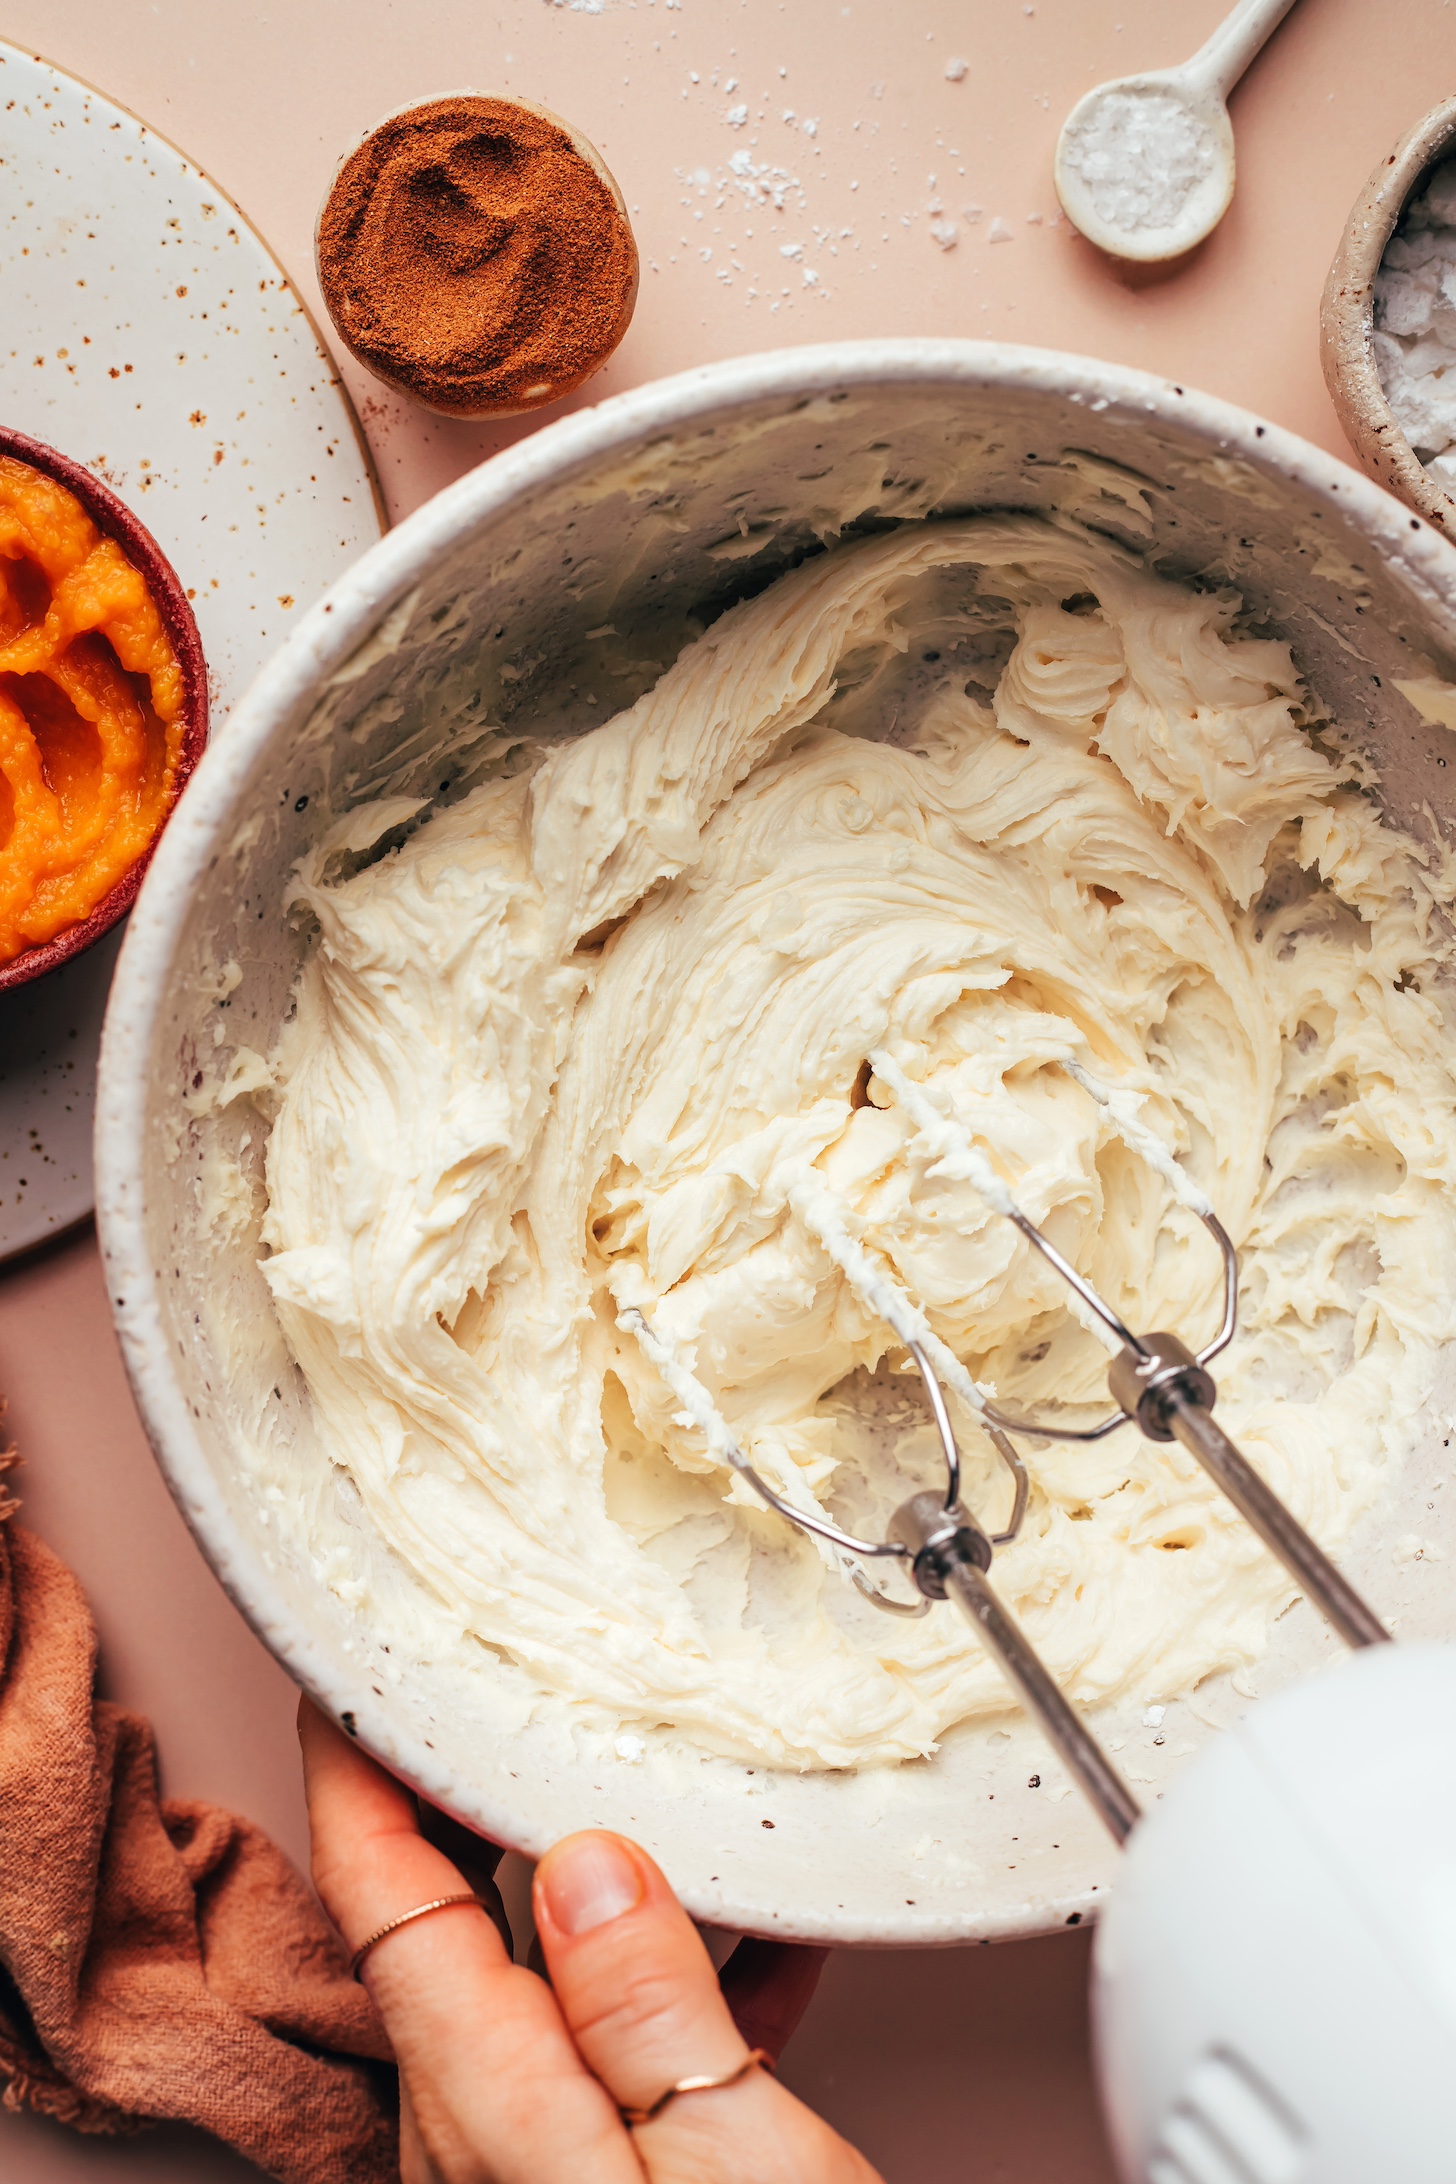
left=349, top=1892, right=487, bottom=1977
left=620, top=2047, right=774, bottom=2127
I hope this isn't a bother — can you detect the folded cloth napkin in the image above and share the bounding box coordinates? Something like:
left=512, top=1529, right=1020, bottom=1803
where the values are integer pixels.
left=0, top=1453, right=397, bottom=2181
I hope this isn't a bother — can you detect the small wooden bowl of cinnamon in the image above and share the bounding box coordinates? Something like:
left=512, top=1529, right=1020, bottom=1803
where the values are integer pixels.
left=315, top=92, right=639, bottom=419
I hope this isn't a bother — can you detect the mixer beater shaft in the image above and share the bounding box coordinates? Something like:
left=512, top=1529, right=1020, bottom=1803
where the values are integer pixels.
left=891, top=1491, right=1143, bottom=1843
left=1105, top=1335, right=1389, bottom=1653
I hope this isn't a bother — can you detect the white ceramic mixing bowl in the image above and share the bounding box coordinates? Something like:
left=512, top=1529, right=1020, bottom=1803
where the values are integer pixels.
left=96, top=341, right=1456, bottom=1944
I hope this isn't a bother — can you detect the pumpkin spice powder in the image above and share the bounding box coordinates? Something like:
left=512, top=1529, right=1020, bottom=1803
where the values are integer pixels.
left=316, top=95, right=638, bottom=416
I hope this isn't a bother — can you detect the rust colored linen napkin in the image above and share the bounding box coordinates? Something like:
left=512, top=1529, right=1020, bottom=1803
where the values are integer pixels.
left=0, top=1454, right=397, bottom=2181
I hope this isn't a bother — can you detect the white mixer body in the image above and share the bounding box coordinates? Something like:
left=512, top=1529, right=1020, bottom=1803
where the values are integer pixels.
left=1092, top=1643, right=1456, bottom=2182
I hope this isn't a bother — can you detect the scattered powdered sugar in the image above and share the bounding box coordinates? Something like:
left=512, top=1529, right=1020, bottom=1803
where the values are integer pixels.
left=670, top=146, right=843, bottom=304
left=1060, top=88, right=1215, bottom=234
left=1373, top=159, right=1456, bottom=494
left=693, top=147, right=805, bottom=216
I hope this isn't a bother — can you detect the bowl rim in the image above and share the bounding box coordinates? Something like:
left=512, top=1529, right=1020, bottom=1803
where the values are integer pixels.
left=0, top=425, right=210, bottom=993
left=1320, top=95, right=1456, bottom=531
left=94, top=338, right=1456, bottom=1942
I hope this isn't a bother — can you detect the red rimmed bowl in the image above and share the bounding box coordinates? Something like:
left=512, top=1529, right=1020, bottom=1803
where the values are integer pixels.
left=0, top=426, right=209, bottom=994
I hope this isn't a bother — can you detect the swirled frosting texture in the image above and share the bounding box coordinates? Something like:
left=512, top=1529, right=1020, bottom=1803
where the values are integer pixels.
left=261, top=518, right=1456, bottom=1767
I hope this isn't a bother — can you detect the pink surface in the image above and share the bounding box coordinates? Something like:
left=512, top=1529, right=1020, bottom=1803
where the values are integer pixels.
left=1, top=0, right=1449, bottom=2175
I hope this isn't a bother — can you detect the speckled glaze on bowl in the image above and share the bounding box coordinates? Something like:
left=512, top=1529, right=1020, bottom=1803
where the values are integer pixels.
left=95, top=342, right=1456, bottom=1945
left=1321, top=96, right=1456, bottom=532
left=0, top=426, right=209, bottom=993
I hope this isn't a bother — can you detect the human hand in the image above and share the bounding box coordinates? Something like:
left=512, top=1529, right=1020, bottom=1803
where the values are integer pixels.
left=299, top=1699, right=884, bottom=2183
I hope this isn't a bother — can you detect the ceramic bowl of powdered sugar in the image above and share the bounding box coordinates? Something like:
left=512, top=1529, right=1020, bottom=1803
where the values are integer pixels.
left=96, top=341, right=1456, bottom=1947
left=1322, top=97, right=1456, bottom=535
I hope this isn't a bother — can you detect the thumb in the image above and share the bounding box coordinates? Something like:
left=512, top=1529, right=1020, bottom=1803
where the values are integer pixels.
left=533, top=1832, right=879, bottom=2182
left=534, top=1832, right=748, bottom=2114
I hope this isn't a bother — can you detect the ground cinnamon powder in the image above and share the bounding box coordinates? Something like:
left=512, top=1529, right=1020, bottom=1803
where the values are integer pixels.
left=316, top=95, right=639, bottom=417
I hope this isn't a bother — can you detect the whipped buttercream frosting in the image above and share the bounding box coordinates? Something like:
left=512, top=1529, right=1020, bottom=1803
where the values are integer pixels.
left=259, top=516, right=1456, bottom=1768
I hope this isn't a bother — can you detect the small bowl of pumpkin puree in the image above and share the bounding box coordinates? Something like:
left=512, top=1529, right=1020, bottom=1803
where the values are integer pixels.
left=0, top=428, right=208, bottom=992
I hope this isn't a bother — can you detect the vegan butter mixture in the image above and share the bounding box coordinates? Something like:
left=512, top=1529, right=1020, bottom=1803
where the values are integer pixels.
left=0, top=454, right=185, bottom=965
left=260, top=516, right=1456, bottom=1768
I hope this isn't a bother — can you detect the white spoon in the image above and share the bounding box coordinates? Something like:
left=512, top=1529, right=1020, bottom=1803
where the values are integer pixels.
left=1054, top=0, right=1300, bottom=263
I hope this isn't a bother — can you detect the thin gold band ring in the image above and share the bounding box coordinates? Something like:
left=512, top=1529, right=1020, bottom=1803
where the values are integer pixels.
left=349, top=1892, right=488, bottom=1977
left=620, top=2047, right=775, bottom=2127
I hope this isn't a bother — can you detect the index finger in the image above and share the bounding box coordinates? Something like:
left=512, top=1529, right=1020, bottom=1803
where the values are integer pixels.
left=299, top=1701, right=641, bottom=2184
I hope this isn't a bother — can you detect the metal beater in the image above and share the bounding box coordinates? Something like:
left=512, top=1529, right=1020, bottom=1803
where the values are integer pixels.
left=620, top=1048, right=1389, bottom=1847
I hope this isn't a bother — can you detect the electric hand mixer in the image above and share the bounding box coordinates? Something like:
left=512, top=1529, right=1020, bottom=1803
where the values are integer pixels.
left=621, top=1050, right=1456, bottom=2183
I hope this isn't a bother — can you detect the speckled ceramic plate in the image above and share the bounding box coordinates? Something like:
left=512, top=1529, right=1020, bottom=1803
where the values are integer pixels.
left=0, top=40, right=383, bottom=1264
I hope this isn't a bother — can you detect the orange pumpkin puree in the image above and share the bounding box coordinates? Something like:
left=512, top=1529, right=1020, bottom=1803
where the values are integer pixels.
left=0, top=453, right=186, bottom=965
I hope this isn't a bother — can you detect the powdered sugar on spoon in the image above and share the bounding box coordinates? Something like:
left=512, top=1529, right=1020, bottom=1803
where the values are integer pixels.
left=1055, top=0, right=1299, bottom=263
